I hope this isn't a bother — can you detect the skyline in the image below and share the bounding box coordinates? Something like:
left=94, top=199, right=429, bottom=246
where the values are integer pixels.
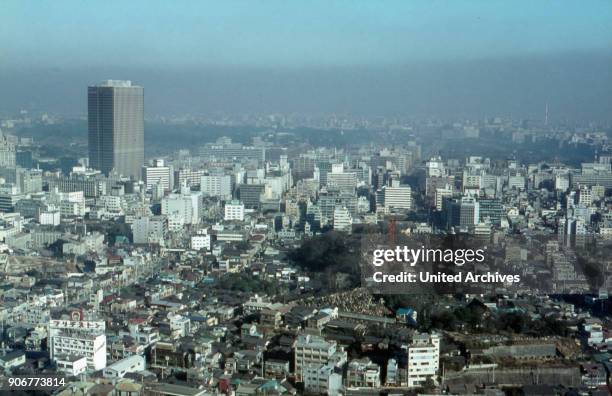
left=2, top=51, right=611, bottom=122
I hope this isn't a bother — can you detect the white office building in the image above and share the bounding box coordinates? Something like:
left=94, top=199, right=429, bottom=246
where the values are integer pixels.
left=555, top=174, right=570, bottom=191
left=462, top=172, right=482, bottom=191
left=508, top=175, right=526, bottom=190
left=327, top=169, right=358, bottom=194
left=224, top=200, right=245, bottom=221
left=191, top=230, right=211, bottom=251
left=59, top=191, right=86, bottom=217
left=161, top=189, right=202, bottom=225
left=426, top=156, right=445, bottom=177
left=131, top=216, right=167, bottom=245
left=578, top=185, right=593, bottom=206
left=40, top=210, right=61, bottom=226
left=333, top=206, right=352, bottom=233
left=294, top=334, right=338, bottom=382
left=100, top=195, right=124, bottom=214
left=383, top=184, right=412, bottom=211
left=142, top=159, right=171, bottom=192
left=406, top=332, right=440, bottom=388
left=49, top=316, right=107, bottom=371
left=435, top=185, right=453, bottom=211
left=201, top=175, right=232, bottom=199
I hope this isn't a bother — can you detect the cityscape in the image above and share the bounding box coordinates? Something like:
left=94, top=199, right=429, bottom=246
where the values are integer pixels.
left=1, top=2, right=612, bottom=396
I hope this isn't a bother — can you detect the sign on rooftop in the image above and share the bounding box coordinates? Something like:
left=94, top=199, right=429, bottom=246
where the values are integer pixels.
left=50, top=319, right=105, bottom=331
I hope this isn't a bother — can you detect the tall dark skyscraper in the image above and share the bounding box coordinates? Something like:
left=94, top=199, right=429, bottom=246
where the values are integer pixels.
left=88, top=80, right=144, bottom=180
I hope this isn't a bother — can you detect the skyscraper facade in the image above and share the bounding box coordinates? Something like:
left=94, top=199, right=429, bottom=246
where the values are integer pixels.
left=0, top=132, right=16, bottom=168
left=88, top=80, right=144, bottom=180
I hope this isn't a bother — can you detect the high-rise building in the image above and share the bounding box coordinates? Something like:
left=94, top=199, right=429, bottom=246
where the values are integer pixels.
left=446, top=196, right=480, bottom=230
left=238, top=184, right=265, bottom=209
left=425, top=156, right=446, bottom=177
left=318, top=190, right=358, bottom=220
left=333, top=206, right=353, bottom=233
left=201, top=175, right=232, bottom=199
left=142, top=159, right=171, bottom=192
left=161, top=188, right=202, bottom=226
left=0, top=167, right=41, bottom=193
left=459, top=196, right=480, bottom=227
left=591, top=184, right=605, bottom=201
left=292, top=156, right=316, bottom=181
left=88, top=80, right=144, bottom=180
left=435, top=185, right=454, bottom=211
left=175, top=168, right=205, bottom=189
left=578, top=185, right=593, bottom=206
left=17, top=168, right=43, bottom=194
left=0, top=132, right=16, bottom=168
left=327, top=169, right=357, bottom=194
left=479, top=198, right=503, bottom=226
left=507, top=174, right=526, bottom=190
left=0, top=184, right=23, bottom=213
left=131, top=216, right=167, bottom=245
left=16, top=150, right=33, bottom=168
left=382, top=183, right=412, bottom=212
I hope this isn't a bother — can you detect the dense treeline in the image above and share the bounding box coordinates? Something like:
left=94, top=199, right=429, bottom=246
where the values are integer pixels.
left=288, top=231, right=362, bottom=289
left=289, top=231, right=358, bottom=272
left=217, top=273, right=280, bottom=295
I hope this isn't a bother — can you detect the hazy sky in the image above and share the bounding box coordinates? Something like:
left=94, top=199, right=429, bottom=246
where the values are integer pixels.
left=3, top=0, right=612, bottom=67
left=2, top=1, right=612, bottom=120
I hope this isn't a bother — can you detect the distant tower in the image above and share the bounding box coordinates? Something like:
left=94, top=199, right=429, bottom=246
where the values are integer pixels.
left=545, top=103, right=549, bottom=126
left=88, top=80, right=144, bottom=180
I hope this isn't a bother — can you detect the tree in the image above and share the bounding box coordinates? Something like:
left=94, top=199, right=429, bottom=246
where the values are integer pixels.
left=421, top=376, right=437, bottom=393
